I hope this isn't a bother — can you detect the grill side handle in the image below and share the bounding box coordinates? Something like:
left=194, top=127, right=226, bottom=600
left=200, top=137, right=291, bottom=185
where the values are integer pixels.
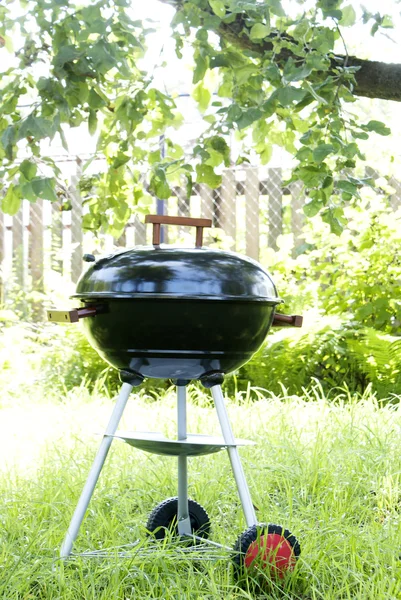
left=272, top=313, right=303, bottom=327
left=47, top=307, right=97, bottom=323
left=145, top=215, right=212, bottom=248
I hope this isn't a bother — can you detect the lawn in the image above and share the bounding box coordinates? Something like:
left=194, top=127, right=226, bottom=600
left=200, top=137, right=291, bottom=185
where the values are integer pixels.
left=1, top=383, right=401, bottom=599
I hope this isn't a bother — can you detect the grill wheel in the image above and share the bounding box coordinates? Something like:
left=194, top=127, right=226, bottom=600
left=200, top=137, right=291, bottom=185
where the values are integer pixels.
left=233, top=523, right=301, bottom=581
left=146, top=497, right=210, bottom=540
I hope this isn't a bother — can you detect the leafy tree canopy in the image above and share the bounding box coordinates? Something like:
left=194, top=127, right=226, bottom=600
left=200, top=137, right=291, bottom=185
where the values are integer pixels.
left=0, top=0, right=399, bottom=235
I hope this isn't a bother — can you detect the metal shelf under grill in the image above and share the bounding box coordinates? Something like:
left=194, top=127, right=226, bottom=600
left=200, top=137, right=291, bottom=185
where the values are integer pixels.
left=113, top=431, right=255, bottom=457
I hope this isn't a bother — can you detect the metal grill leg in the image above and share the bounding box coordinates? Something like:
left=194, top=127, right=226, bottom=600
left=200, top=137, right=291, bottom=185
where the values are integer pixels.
left=177, top=385, right=191, bottom=535
left=211, top=385, right=257, bottom=527
left=60, top=382, right=133, bottom=559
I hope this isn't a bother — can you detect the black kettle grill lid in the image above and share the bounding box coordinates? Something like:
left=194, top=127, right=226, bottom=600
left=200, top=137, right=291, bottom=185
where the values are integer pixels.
left=72, top=246, right=281, bottom=303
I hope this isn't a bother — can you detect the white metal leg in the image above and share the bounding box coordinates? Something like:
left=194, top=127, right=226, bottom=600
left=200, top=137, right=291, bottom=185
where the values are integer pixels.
left=60, top=382, right=133, bottom=559
left=211, top=385, right=257, bottom=527
left=177, top=385, right=191, bottom=535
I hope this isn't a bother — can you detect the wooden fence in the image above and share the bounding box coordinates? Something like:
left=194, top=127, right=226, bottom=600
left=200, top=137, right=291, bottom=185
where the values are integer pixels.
left=1, top=164, right=400, bottom=319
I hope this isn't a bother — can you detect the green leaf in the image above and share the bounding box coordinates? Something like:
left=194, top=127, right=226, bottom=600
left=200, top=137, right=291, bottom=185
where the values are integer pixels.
left=336, top=180, right=358, bottom=195
left=303, top=199, right=322, bottom=217
left=88, top=89, right=106, bottom=110
left=303, top=82, right=328, bottom=104
left=352, top=131, right=369, bottom=140
left=88, top=109, right=97, bottom=136
left=322, top=209, right=344, bottom=235
left=19, top=159, right=37, bottom=181
left=343, top=142, right=359, bottom=159
left=192, top=82, right=211, bottom=112
left=283, top=59, right=313, bottom=83
left=196, top=28, right=208, bottom=42
left=260, top=144, right=273, bottom=165
left=18, top=115, right=55, bottom=141
left=261, top=95, right=278, bottom=118
left=364, top=120, right=391, bottom=136
left=112, top=152, right=130, bottom=169
left=205, top=148, right=224, bottom=167
left=196, top=164, right=222, bottom=188
left=381, top=15, right=394, bottom=28
left=31, top=177, right=58, bottom=202
left=313, top=144, right=335, bottom=162
left=227, top=103, right=243, bottom=123
left=53, top=45, right=81, bottom=68
left=277, top=87, right=306, bottom=106
left=1, top=125, right=16, bottom=159
left=149, top=169, right=171, bottom=200
left=306, top=53, right=331, bottom=71
left=298, top=165, right=328, bottom=186
left=59, top=127, right=69, bottom=151
left=2, top=184, right=21, bottom=215
left=88, top=40, right=117, bottom=74
left=20, top=182, right=36, bottom=202
left=236, top=65, right=259, bottom=86
left=265, top=0, right=285, bottom=17
left=193, top=54, right=208, bottom=84
left=236, top=108, right=263, bottom=130
left=249, top=23, right=270, bottom=40
left=323, top=9, right=342, bottom=19
left=312, top=28, right=336, bottom=53
left=208, top=0, right=225, bottom=18
left=339, top=5, right=356, bottom=27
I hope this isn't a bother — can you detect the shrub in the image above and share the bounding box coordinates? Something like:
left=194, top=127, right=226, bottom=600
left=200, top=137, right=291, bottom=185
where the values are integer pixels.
left=37, top=324, right=171, bottom=394
left=230, top=316, right=401, bottom=400
left=262, top=194, right=401, bottom=334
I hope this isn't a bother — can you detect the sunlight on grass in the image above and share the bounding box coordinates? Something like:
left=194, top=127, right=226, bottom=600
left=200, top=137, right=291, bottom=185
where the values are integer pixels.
left=2, top=384, right=401, bottom=598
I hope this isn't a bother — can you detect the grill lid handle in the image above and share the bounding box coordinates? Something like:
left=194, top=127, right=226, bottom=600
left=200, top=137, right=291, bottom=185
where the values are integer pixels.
left=145, top=215, right=212, bottom=248
left=272, top=313, right=303, bottom=327
left=47, top=307, right=97, bottom=323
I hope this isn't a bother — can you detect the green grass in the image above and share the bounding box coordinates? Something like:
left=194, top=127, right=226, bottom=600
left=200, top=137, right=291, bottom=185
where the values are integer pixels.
left=2, top=384, right=401, bottom=599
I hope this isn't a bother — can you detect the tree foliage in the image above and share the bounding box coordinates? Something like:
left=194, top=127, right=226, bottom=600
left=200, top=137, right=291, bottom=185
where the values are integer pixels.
left=0, top=0, right=397, bottom=234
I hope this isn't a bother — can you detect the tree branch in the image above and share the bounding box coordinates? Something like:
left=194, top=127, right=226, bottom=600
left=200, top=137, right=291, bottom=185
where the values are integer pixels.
left=162, top=0, right=401, bottom=103
left=220, top=21, right=401, bottom=103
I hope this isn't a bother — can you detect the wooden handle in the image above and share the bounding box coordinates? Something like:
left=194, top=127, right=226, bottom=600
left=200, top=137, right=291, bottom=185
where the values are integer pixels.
left=272, top=313, right=303, bottom=327
left=145, top=215, right=212, bottom=247
left=47, top=307, right=97, bottom=323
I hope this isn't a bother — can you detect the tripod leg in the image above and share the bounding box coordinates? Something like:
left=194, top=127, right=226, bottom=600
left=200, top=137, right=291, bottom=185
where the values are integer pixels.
left=177, top=384, right=191, bottom=535
left=211, top=385, right=257, bottom=528
left=60, top=382, right=133, bottom=559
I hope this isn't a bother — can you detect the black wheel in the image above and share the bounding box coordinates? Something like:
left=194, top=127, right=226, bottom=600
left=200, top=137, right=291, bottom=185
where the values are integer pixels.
left=146, top=497, right=211, bottom=540
left=233, top=524, right=300, bottom=580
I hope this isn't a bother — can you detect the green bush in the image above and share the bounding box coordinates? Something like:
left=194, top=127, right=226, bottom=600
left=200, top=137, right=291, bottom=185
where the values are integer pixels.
left=0, top=315, right=170, bottom=396
left=262, top=194, right=401, bottom=334
left=231, top=315, right=401, bottom=400
left=37, top=324, right=170, bottom=394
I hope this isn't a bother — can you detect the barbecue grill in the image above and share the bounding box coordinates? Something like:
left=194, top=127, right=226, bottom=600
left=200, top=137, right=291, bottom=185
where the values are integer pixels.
left=48, top=215, right=302, bottom=579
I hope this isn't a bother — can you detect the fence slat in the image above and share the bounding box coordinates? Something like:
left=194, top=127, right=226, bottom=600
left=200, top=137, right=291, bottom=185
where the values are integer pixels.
left=200, top=184, right=214, bottom=221
left=12, top=210, right=24, bottom=288
left=176, top=186, right=191, bottom=239
left=245, top=167, right=260, bottom=261
left=389, top=176, right=401, bottom=210
left=0, top=209, right=4, bottom=266
left=29, top=200, right=44, bottom=320
left=267, top=167, right=283, bottom=250
left=219, top=170, right=236, bottom=248
left=70, top=175, right=83, bottom=283
left=177, top=187, right=190, bottom=218
left=134, top=216, right=146, bottom=246
left=289, top=181, right=305, bottom=255
left=51, top=201, right=63, bottom=273
left=116, top=229, right=127, bottom=247
left=0, top=210, right=4, bottom=303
